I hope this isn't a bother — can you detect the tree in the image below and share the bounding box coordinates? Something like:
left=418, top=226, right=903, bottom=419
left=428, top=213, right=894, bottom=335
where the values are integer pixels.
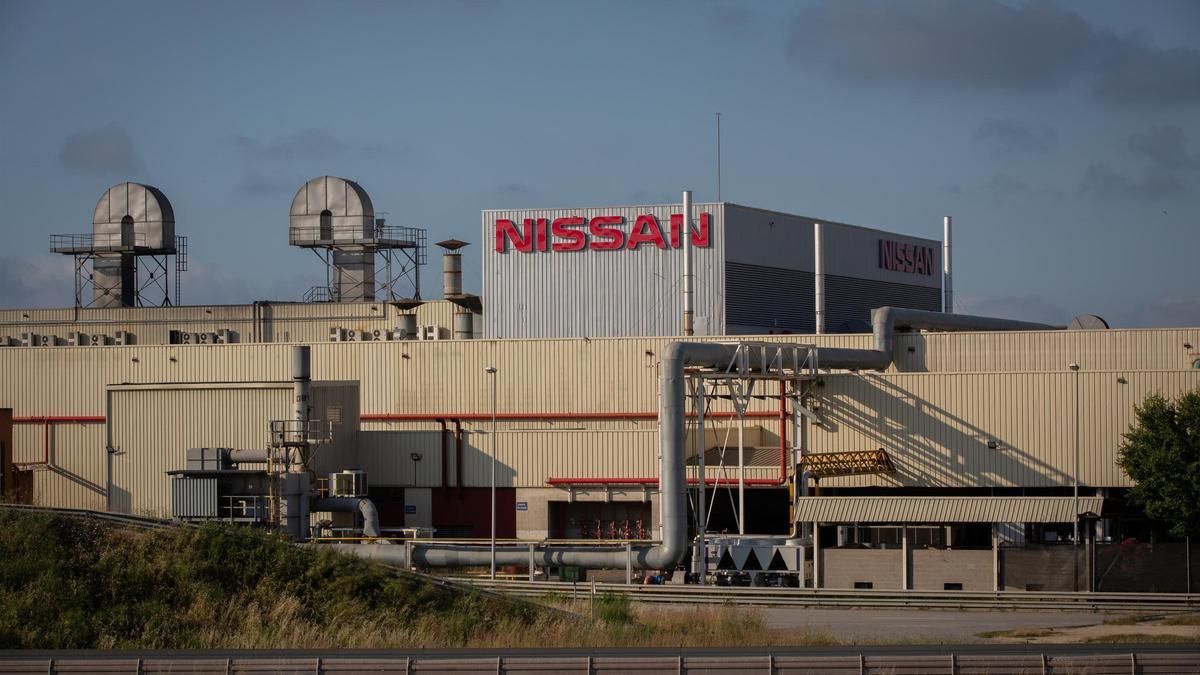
left=1117, top=389, right=1200, bottom=539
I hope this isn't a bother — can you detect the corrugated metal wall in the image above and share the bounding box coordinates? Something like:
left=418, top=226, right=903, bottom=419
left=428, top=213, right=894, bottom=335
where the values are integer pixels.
left=107, top=381, right=358, bottom=517
left=481, top=204, right=727, bottom=338
left=1, top=327, right=1197, bottom=508
left=822, top=274, right=941, bottom=330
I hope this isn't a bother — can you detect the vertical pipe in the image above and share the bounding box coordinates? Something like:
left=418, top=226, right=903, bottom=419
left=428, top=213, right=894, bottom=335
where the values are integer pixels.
left=814, top=223, right=825, bottom=334
left=737, top=407, right=745, bottom=536
left=696, top=380, right=706, bottom=585
left=292, top=346, right=311, bottom=428
left=942, top=216, right=953, bottom=313
left=682, top=190, right=695, bottom=336
left=901, top=526, right=909, bottom=590
left=453, top=419, right=464, bottom=489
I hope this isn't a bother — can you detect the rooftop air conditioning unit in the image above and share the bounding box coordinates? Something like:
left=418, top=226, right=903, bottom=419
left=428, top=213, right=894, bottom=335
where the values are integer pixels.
left=20, top=332, right=37, bottom=347
left=214, top=329, right=230, bottom=344
left=90, top=334, right=106, bottom=346
left=345, top=329, right=360, bottom=342
left=371, top=328, right=386, bottom=341
left=68, top=332, right=84, bottom=346
left=113, top=330, right=133, bottom=345
left=329, top=327, right=346, bottom=342
left=420, top=325, right=440, bottom=340
left=390, top=326, right=411, bottom=341
left=329, top=470, right=368, bottom=498
left=195, top=332, right=213, bottom=344
left=34, top=334, right=51, bottom=347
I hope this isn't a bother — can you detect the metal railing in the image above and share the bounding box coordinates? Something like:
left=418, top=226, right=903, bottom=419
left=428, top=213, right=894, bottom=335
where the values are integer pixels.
left=50, top=231, right=149, bottom=252
left=456, top=578, right=1200, bottom=612
left=289, top=223, right=425, bottom=248
left=217, top=494, right=268, bottom=522
left=4, top=650, right=1198, bottom=674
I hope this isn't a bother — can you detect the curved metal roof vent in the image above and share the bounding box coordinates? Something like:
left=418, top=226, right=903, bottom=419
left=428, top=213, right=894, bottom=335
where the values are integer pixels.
left=289, top=176, right=427, bottom=303
left=51, top=182, right=187, bottom=308
left=1069, top=314, right=1109, bottom=330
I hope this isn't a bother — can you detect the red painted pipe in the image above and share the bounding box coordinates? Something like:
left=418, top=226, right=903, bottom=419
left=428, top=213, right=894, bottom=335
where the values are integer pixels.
left=362, top=411, right=779, bottom=422
left=438, top=419, right=448, bottom=489
left=12, top=416, right=105, bottom=467
left=452, top=419, right=464, bottom=490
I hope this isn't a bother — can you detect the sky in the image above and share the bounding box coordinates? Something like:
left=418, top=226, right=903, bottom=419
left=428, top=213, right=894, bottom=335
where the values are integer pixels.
left=0, top=0, right=1197, bottom=327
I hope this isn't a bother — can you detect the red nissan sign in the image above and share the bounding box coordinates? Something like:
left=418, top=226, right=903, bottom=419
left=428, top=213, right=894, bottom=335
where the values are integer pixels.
left=495, top=213, right=712, bottom=253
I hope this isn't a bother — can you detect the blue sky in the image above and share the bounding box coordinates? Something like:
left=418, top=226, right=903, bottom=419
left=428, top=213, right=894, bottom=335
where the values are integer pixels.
left=1, top=0, right=1197, bottom=327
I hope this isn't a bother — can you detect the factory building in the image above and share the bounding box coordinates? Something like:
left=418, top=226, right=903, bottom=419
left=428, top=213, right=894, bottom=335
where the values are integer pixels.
left=482, top=202, right=943, bottom=338
left=2, top=178, right=1199, bottom=591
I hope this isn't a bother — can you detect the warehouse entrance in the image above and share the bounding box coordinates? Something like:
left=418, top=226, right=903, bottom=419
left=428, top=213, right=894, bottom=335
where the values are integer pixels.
left=694, top=487, right=790, bottom=535
left=549, top=501, right=652, bottom=540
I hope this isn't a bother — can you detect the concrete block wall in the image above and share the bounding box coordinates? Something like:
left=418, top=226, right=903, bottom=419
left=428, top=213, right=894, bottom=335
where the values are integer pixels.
left=910, top=548, right=994, bottom=590
left=821, top=548, right=903, bottom=589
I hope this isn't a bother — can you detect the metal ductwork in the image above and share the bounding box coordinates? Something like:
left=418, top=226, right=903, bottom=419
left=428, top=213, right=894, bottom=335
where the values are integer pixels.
left=332, top=307, right=1058, bottom=570
left=315, top=497, right=381, bottom=538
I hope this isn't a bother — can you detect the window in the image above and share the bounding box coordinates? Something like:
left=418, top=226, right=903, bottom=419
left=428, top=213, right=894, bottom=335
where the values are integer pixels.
left=944, top=582, right=963, bottom=591
left=853, top=581, right=873, bottom=589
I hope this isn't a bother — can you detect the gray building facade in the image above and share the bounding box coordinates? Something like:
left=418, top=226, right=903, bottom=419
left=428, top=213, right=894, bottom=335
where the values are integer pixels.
left=482, top=202, right=942, bottom=339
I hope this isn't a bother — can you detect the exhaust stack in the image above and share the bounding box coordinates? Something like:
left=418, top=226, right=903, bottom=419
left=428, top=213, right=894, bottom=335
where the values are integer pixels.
left=436, top=239, right=479, bottom=340
left=682, top=190, right=695, bottom=336
left=943, top=216, right=953, bottom=313
left=814, top=222, right=825, bottom=334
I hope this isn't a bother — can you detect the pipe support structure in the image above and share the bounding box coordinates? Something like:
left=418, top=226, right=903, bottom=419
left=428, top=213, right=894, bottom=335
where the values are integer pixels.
left=333, top=307, right=1058, bottom=570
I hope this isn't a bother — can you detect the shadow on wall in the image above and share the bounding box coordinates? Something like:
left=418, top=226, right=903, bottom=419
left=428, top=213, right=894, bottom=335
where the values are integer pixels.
left=817, top=373, right=1075, bottom=488
left=357, top=428, right=518, bottom=488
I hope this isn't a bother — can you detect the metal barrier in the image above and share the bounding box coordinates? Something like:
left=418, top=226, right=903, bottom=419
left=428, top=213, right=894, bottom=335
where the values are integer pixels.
left=458, top=578, right=1200, bottom=612
left=1, top=650, right=1198, bottom=674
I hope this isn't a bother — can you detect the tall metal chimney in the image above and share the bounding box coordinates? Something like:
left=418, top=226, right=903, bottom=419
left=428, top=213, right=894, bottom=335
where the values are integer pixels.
left=943, top=216, right=953, bottom=313
left=814, top=222, right=825, bottom=334
left=436, top=239, right=476, bottom=340
left=292, top=345, right=311, bottom=432
left=682, top=190, right=695, bottom=336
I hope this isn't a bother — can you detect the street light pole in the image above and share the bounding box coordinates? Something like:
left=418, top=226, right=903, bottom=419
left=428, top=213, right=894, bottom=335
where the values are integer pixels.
left=1069, top=363, right=1080, bottom=546
left=485, top=365, right=498, bottom=580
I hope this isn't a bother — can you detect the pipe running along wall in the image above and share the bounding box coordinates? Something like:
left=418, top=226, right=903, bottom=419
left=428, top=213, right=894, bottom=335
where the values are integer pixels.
left=315, top=497, right=381, bottom=538
left=332, top=307, right=1058, bottom=570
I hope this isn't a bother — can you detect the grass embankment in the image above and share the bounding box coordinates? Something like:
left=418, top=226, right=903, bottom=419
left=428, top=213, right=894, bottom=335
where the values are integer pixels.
left=0, top=510, right=830, bottom=650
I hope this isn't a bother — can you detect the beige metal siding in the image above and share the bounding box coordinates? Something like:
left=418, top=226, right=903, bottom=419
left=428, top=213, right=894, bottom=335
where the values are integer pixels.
left=107, top=381, right=358, bottom=518
left=1, top=327, right=1198, bottom=508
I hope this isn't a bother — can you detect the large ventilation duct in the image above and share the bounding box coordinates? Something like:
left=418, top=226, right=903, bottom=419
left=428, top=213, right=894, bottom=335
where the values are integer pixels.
left=333, top=307, right=1057, bottom=570
left=90, top=182, right=176, bottom=308
left=290, top=176, right=377, bottom=302
left=315, top=497, right=381, bottom=538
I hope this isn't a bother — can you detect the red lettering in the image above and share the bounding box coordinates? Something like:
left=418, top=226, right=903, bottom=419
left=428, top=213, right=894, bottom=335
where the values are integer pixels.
left=495, top=219, right=533, bottom=252
left=534, top=218, right=549, bottom=252
left=626, top=215, right=667, bottom=250
left=551, top=216, right=586, bottom=251
left=588, top=216, right=625, bottom=250
left=669, top=213, right=711, bottom=248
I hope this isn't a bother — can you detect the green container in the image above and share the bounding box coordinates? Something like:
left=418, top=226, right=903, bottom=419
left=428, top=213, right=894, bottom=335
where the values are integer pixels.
left=560, top=566, right=587, bottom=583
